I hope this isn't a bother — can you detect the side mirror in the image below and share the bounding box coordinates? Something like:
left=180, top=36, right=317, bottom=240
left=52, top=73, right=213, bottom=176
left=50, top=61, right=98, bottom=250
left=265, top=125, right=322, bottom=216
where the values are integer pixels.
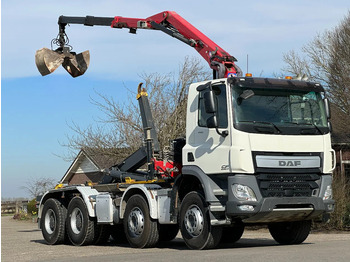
left=207, top=115, right=218, bottom=128
left=324, top=98, right=331, bottom=119
left=204, top=90, right=217, bottom=114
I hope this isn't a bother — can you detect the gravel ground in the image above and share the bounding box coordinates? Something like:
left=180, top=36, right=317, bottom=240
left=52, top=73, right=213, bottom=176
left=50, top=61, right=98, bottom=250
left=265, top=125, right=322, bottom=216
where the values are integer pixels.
left=2, top=215, right=350, bottom=262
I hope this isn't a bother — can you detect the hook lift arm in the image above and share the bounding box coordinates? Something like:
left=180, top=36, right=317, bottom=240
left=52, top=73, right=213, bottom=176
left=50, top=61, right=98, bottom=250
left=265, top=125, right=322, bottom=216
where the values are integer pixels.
left=36, top=11, right=242, bottom=79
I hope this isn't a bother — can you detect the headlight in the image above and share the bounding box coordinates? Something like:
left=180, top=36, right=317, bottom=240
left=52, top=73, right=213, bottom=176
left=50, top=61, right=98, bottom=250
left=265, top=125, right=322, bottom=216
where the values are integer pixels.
left=232, top=184, right=257, bottom=201
left=323, top=185, right=333, bottom=200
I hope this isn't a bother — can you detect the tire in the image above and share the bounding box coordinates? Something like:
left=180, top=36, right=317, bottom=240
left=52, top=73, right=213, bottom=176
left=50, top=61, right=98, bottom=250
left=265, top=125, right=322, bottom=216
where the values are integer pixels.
left=40, top=198, right=67, bottom=245
left=180, top=191, right=222, bottom=250
left=159, top=224, right=179, bottom=241
left=66, top=197, right=95, bottom=246
left=93, top=224, right=111, bottom=245
left=111, top=224, right=128, bottom=244
left=220, top=222, right=245, bottom=243
left=268, top=220, right=311, bottom=245
left=123, top=194, right=159, bottom=248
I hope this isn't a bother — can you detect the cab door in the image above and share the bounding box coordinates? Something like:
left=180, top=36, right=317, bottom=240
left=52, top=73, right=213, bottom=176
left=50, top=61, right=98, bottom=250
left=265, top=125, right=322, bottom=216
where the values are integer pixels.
left=184, top=81, right=232, bottom=174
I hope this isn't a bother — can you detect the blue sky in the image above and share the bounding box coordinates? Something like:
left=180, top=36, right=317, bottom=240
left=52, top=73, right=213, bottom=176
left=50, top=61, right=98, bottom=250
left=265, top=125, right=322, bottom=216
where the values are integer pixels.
left=2, top=0, right=350, bottom=198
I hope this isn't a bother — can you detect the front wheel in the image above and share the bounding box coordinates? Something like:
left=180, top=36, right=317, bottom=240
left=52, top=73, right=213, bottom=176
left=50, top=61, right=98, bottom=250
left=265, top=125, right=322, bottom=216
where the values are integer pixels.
left=124, top=194, right=159, bottom=248
left=180, top=191, right=222, bottom=249
left=268, top=220, right=311, bottom=245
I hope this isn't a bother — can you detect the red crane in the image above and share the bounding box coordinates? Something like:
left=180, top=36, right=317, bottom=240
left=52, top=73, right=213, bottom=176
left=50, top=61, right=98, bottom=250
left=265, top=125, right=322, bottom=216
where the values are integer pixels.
left=35, top=11, right=242, bottom=79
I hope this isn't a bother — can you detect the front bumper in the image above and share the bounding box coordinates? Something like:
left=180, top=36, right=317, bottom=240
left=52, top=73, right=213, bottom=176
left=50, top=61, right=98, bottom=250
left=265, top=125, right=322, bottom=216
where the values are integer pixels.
left=225, top=174, right=335, bottom=223
left=226, top=196, right=334, bottom=223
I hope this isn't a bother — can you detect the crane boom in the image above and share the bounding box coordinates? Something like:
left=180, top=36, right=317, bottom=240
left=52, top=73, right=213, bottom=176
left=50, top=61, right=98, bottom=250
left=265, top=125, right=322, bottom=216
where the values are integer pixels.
left=36, top=11, right=242, bottom=78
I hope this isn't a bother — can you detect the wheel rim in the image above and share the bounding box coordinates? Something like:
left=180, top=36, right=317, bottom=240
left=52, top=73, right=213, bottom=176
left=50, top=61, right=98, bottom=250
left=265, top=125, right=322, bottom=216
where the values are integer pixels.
left=44, top=208, right=56, bottom=234
left=70, top=207, right=83, bottom=235
left=184, top=204, right=204, bottom=237
left=127, top=207, right=144, bottom=237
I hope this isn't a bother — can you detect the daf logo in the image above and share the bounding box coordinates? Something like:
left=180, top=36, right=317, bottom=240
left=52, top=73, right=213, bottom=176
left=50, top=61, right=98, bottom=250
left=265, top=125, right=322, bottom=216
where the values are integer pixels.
left=279, top=160, right=301, bottom=167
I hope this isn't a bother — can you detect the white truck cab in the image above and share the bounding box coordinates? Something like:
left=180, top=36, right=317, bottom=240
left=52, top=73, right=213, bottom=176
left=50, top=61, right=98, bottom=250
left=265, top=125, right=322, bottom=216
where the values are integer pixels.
left=182, top=77, right=335, bottom=226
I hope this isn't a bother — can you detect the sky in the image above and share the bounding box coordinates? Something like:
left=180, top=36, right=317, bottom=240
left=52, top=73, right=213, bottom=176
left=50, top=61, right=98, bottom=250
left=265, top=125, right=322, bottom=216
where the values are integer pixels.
left=1, top=0, right=350, bottom=198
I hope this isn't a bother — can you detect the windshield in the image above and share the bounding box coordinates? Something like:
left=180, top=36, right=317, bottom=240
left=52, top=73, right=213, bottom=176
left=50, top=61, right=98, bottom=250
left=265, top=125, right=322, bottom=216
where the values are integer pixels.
left=232, top=85, right=329, bottom=135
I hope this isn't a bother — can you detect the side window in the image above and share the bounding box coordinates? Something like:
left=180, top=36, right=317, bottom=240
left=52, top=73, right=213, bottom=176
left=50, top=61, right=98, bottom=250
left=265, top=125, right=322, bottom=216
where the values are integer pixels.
left=198, top=84, right=228, bottom=128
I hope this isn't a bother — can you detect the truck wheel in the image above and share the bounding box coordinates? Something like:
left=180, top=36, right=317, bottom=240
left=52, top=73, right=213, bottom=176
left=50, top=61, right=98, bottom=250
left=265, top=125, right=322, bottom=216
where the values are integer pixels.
left=268, top=220, right=311, bottom=245
left=124, top=194, right=159, bottom=248
left=40, top=198, right=67, bottom=245
left=66, top=197, right=95, bottom=246
left=220, top=222, right=245, bottom=243
left=159, top=224, right=179, bottom=241
left=180, top=191, right=222, bottom=249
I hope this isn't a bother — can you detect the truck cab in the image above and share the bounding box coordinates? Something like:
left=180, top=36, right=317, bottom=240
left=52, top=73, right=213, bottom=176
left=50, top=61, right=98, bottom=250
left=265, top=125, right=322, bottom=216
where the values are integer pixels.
left=179, top=76, right=335, bottom=247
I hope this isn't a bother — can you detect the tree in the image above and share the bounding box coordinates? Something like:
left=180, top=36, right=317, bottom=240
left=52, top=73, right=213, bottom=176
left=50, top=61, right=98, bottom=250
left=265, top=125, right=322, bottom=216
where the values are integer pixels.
left=61, top=56, right=211, bottom=161
left=282, top=11, right=350, bottom=137
left=283, top=12, right=350, bottom=230
left=21, top=177, right=57, bottom=198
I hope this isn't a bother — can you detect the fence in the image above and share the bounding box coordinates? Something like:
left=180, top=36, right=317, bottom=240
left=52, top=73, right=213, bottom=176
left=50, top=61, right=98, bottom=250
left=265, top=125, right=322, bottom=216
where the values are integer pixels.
left=1, top=200, right=29, bottom=214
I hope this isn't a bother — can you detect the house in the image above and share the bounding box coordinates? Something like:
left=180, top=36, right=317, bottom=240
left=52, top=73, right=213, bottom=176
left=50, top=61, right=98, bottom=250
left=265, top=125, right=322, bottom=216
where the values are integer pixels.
left=60, top=149, right=124, bottom=185
left=332, top=131, right=350, bottom=177
left=330, top=104, right=350, bottom=177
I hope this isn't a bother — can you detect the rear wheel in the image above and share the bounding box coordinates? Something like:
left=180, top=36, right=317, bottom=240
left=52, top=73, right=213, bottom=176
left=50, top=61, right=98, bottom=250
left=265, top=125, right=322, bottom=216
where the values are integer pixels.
left=180, top=191, right=222, bottom=249
left=268, top=220, right=311, bottom=245
left=124, top=195, right=159, bottom=248
left=40, top=198, right=67, bottom=245
left=66, top=197, right=95, bottom=246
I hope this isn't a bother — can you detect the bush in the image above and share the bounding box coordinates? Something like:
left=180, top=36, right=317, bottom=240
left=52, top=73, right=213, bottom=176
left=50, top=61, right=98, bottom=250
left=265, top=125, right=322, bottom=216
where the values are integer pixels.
left=13, top=211, right=30, bottom=221
left=27, top=198, right=38, bottom=216
left=327, top=170, right=350, bottom=230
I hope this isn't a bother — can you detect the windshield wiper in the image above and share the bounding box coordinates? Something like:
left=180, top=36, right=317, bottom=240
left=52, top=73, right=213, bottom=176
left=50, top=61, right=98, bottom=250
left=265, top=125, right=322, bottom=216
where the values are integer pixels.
left=304, top=123, right=323, bottom=134
left=283, top=121, right=323, bottom=134
left=239, top=120, right=281, bottom=134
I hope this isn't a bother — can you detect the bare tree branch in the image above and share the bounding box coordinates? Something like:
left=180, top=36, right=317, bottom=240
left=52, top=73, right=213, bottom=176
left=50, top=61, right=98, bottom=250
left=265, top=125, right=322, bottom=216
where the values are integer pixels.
left=21, top=177, right=57, bottom=198
left=59, top=56, right=211, bottom=162
left=282, top=11, right=350, bottom=140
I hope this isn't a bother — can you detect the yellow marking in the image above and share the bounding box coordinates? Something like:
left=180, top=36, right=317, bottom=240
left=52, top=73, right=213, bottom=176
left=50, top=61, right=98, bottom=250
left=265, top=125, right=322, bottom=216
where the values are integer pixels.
left=54, top=184, right=64, bottom=189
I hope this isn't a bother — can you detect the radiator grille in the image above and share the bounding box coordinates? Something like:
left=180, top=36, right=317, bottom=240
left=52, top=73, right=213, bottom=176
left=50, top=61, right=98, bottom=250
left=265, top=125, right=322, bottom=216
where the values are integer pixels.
left=257, top=173, right=320, bottom=197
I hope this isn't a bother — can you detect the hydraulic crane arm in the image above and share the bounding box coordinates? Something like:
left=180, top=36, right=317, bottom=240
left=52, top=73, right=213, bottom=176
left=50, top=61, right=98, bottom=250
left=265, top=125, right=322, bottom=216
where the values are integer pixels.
left=36, top=11, right=242, bottom=78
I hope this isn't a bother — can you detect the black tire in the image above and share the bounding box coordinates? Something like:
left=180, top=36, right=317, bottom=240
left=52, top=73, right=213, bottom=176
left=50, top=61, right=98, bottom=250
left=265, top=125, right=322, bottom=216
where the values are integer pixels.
left=66, top=197, right=95, bottom=246
left=93, top=224, right=111, bottom=245
left=220, top=222, right=245, bottom=243
left=159, top=224, right=179, bottom=241
left=268, top=220, right=311, bottom=245
left=180, top=191, right=222, bottom=250
left=111, top=224, right=128, bottom=244
left=123, top=194, right=159, bottom=248
left=40, top=198, right=67, bottom=245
